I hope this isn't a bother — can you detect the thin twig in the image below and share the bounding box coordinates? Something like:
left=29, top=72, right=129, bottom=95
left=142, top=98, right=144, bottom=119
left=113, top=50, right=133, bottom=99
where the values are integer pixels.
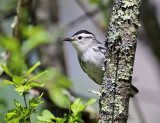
left=75, top=0, right=102, bottom=30
left=23, top=93, right=28, bottom=109
left=23, top=93, right=30, bottom=122
left=74, top=0, right=111, bottom=31
left=67, top=8, right=101, bottom=28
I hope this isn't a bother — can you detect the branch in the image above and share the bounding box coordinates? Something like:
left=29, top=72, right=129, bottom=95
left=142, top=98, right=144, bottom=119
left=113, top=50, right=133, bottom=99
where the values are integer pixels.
left=67, top=8, right=101, bottom=28
left=75, top=0, right=100, bottom=30
left=75, top=0, right=112, bottom=31
left=13, top=0, right=32, bottom=41
left=99, top=0, right=142, bottom=122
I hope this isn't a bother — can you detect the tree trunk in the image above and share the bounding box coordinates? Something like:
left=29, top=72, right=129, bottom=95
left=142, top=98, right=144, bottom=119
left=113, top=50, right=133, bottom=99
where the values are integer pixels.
left=99, top=0, right=142, bottom=123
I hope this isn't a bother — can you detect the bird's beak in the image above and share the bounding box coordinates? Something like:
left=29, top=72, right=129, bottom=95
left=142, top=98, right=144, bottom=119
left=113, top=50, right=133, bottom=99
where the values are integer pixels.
left=62, top=38, right=74, bottom=42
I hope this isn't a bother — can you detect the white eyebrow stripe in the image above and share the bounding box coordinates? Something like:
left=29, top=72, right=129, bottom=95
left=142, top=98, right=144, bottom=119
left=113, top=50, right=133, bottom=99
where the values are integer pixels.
left=80, top=33, right=94, bottom=37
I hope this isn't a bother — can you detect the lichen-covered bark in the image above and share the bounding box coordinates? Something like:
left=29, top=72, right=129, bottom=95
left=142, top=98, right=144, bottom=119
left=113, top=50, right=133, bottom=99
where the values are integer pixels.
left=99, top=0, right=142, bottom=123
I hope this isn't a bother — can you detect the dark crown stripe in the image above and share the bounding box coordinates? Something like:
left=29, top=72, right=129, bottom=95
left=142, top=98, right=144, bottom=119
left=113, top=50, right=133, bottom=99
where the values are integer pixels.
left=73, top=30, right=94, bottom=36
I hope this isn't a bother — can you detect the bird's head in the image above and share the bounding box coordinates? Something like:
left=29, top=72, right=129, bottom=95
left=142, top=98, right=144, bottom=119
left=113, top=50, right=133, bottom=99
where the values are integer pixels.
left=62, top=30, right=96, bottom=54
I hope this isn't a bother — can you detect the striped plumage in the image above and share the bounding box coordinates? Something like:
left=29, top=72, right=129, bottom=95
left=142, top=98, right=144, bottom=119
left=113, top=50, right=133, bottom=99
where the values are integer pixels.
left=62, top=30, right=138, bottom=97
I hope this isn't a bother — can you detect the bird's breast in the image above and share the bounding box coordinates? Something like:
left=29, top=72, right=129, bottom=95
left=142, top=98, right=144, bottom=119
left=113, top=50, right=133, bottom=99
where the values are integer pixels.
left=78, top=51, right=105, bottom=85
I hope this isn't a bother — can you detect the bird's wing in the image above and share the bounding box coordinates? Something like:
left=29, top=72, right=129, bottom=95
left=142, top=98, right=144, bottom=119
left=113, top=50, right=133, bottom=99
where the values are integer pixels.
left=96, top=42, right=106, bottom=55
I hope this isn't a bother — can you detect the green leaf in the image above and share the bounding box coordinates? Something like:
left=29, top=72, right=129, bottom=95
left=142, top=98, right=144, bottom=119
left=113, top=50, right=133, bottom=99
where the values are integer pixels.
left=21, top=79, right=28, bottom=85
left=28, top=70, right=48, bottom=82
left=5, top=109, right=19, bottom=121
left=69, top=98, right=96, bottom=123
left=29, top=93, right=44, bottom=108
left=55, top=117, right=66, bottom=123
left=5, top=100, right=32, bottom=122
left=37, top=93, right=44, bottom=100
left=14, top=99, right=21, bottom=108
left=12, top=75, right=23, bottom=84
left=69, top=112, right=84, bottom=123
left=29, top=98, right=43, bottom=108
left=4, top=80, right=14, bottom=85
left=84, top=98, right=97, bottom=109
left=8, top=52, right=27, bottom=76
left=76, top=113, right=84, bottom=123
left=28, top=82, right=45, bottom=88
left=14, top=86, right=30, bottom=95
left=71, top=98, right=97, bottom=115
left=37, top=109, right=55, bottom=122
left=0, top=35, right=20, bottom=52
left=56, top=75, right=72, bottom=89
left=71, top=98, right=84, bottom=115
left=65, top=94, right=71, bottom=115
left=5, top=111, right=16, bottom=121
left=48, top=86, right=70, bottom=108
left=23, top=61, right=40, bottom=77
left=0, top=36, right=26, bottom=75
left=0, top=61, right=13, bottom=77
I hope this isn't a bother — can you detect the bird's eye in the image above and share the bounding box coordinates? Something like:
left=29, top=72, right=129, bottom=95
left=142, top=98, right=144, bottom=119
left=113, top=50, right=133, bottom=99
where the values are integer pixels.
left=78, top=36, right=82, bottom=40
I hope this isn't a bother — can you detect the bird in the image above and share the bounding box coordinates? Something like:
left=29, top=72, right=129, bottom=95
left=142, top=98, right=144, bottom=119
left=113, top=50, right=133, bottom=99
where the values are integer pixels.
left=62, top=30, right=138, bottom=97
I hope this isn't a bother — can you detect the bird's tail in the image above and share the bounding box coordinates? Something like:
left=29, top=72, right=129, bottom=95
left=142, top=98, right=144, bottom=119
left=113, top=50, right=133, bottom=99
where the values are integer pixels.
left=130, top=85, right=139, bottom=98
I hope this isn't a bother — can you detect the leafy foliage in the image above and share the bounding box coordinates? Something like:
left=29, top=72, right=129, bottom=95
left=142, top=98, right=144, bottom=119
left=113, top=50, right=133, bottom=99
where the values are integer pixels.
left=37, top=98, right=97, bottom=123
left=0, top=61, right=45, bottom=122
left=0, top=35, right=27, bottom=75
left=5, top=94, right=43, bottom=122
left=1, top=61, right=96, bottom=123
left=0, top=25, right=49, bottom=75
left=0, top=61, right=45, bottom=95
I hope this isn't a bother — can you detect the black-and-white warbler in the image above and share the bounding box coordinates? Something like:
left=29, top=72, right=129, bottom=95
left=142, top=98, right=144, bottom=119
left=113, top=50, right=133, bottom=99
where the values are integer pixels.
left=63, top=30, right=138, bottom=97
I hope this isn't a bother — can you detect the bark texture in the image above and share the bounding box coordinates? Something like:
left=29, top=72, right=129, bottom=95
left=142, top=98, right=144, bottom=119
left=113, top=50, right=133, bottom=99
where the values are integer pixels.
left=99, top=0, right=142, bottom=123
